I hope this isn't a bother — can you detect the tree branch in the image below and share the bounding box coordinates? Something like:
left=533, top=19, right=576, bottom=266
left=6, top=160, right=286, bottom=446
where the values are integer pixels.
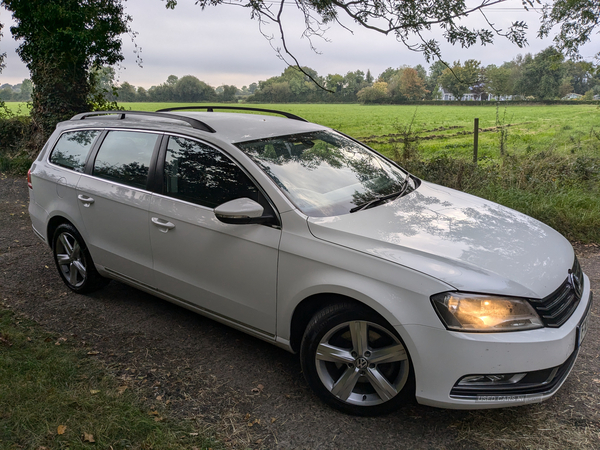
left=274, top=0, right=334, bottom=92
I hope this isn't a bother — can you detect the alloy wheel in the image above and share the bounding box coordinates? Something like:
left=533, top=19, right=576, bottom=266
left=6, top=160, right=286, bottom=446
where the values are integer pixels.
left=55, top=231, right=87, bottom=288
left=315, top=320, right=409, bottom=406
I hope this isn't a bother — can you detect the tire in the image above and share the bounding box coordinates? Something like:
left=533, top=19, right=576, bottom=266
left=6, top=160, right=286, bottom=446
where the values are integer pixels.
left=300, top=302, right=415, bottom=416
left=52, top=223, right=109, bottom=294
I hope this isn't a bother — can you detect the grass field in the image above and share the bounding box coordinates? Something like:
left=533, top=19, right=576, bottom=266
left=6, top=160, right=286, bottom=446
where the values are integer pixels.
left=4, top=102, right=600, bottom=158
left=3, top=101, right=600, bottom=242
left=118, top=103, right=600, bottom=243
left=102, top=102, right=600, bottom=161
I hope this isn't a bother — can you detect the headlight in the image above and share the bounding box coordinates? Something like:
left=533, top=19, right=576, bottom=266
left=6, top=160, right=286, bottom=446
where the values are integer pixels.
left=431, top=292, right=543, bottom=332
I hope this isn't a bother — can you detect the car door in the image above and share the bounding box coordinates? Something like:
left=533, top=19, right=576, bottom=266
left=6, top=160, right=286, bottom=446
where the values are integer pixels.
left=148, top=135, right=281, bottom=336
left=76, top=130, right=162, bottom=286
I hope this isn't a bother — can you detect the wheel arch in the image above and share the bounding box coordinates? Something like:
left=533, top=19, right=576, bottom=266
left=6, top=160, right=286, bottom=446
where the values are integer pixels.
left=289, top=293, right=391, bottom=354
left=47, top=215, right=76, bottom=249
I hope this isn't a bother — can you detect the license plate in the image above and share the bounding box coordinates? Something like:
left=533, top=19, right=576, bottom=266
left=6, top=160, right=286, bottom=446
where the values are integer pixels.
left=577, top=292, right=593, bottom=348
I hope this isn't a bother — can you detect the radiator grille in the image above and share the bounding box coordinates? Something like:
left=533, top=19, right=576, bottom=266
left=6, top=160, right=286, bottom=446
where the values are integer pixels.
left=528, top=257, right=584, bottom=328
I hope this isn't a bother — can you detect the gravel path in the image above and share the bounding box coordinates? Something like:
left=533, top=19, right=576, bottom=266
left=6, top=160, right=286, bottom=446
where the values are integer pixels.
left=1, top=173, right=598, bottom=449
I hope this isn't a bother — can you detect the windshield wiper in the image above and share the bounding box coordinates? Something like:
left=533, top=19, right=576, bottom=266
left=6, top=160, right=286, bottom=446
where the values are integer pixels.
left=349, top=176, right=413, bottom=213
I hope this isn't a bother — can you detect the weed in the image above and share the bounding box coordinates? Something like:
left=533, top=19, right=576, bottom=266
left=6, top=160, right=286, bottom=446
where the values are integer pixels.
left=0, top=107, right=35, bottom=174
left=573, top=155, right=599, bottom=181
left=392, top=107, right=420, bottom=161
left=569, top=133, right=583, bottom=153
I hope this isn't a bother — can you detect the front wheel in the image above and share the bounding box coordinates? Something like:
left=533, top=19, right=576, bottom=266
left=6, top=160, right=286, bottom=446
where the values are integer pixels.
left=300, top=302, right=414, bottom=416
left=52, top=223, right=109, bottom=294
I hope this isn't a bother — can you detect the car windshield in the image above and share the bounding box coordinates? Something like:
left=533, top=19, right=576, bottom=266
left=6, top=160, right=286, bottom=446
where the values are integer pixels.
left=236, top=130, right=415, bottom=217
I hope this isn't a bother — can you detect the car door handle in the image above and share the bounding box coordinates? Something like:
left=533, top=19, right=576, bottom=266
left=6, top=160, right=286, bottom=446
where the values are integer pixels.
left=77, top=194, right=95, bottom=207
left=151, top=217, right=176, bottom=232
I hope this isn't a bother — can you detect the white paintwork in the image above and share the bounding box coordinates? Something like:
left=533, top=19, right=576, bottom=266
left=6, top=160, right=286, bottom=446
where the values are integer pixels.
left=404, top=274, right=591, bottom=409
left=76, top=174, right=156, bottom=286
left=276, top=208, right=453, bottom=336
left=28, top=111, right=593, bottom=411
left=308, top=181, right=574, bottom=299
left=148, top=193, right=281, bottom=335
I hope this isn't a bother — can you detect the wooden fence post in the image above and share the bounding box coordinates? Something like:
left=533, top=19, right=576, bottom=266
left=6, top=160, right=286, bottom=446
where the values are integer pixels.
left=473, top=118, right=479, bottom=164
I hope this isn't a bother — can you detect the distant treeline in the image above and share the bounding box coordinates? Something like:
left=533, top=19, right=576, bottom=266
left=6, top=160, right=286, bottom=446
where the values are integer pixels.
left=0, top=79, right=33, bottom=102
left=4, top=47, right=599, bottom=105
left=103, top=74, right=242, bottom=103
left=247, top=47, right=600, bottom=104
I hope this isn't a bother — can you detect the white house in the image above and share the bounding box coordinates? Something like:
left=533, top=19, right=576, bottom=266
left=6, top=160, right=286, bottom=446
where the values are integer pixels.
left=438, top=87, right=488, bottom=101
left=487, top=94, right=514, bottom=101
left=561, top=93, right=583, bottom=100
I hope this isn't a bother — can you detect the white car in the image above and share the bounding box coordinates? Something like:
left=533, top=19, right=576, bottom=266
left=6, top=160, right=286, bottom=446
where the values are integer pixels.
left=28, top=107, right=593, bottom=416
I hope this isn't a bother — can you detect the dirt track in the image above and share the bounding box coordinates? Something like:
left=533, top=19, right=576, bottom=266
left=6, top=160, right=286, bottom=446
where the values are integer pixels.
left=1, top=173, right=599, bottom=449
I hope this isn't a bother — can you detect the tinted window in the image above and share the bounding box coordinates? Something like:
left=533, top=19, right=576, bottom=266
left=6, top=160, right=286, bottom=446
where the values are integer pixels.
left=164, top=136, right=259, bottom=208
left=93, top=131, right=159, bottom=189
left=50, top=130, right=100, bottom=172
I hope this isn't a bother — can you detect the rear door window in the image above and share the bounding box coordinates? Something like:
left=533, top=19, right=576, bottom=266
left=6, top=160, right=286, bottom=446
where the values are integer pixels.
left=49, top=130, right=100, bottom=173
left=93, top=131, right=159, bottom=189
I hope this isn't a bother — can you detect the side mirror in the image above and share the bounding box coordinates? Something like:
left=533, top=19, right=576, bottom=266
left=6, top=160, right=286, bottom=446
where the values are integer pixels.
left=214, top=198, right=275, bottom=225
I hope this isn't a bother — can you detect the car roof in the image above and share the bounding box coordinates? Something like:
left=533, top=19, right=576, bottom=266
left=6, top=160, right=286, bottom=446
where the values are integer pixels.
left=66, top=110, right=327, bottom=144
left=171, top=111, right=327, bottom=143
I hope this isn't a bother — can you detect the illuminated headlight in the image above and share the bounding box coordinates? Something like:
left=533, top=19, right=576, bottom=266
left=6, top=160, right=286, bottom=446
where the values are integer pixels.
left=431, top=292, right=544, bottom=332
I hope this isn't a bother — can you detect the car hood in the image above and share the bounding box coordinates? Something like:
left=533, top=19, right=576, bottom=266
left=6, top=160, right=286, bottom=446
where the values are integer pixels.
left=307, top=181, right=573, bottom=298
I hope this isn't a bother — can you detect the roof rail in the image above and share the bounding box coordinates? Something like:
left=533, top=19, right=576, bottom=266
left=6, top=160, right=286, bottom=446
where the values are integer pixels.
left=70, top=111, right=216, bottom=133
left=156, top=106, right=308, bottom=122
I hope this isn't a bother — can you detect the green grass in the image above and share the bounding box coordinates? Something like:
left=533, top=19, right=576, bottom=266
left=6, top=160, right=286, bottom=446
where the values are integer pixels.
left=474, top=185, right=600, bottom=243
left=4, top=102, right=599, bottom=159
left=3, top=101, right=598, bottom=145
left=1, top=102, right=31, bottom=117
left=0, top=307, right=219, bottom=450
left=115, top=102, right=599, bottom=243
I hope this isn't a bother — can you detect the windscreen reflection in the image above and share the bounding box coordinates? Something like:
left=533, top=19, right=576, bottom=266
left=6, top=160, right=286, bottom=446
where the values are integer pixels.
left=237, top=130, right=413, bottom=217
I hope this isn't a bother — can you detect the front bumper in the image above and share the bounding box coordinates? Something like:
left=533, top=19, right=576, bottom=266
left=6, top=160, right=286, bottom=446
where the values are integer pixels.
left=399, top=274, right=592, bottom=409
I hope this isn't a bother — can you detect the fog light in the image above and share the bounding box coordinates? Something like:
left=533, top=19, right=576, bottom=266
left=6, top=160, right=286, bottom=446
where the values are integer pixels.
left=457, top=373, right=527, bottom=386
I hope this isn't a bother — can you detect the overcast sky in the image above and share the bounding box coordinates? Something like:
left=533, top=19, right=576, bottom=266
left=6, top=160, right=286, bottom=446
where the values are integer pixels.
left=0, top=0, right=598, bottom=89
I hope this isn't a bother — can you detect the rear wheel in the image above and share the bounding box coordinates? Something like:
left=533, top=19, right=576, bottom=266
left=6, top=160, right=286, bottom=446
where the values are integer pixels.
left=300, top=302, right=414, bottom=416
left=52, top=223, right=108, bottom=294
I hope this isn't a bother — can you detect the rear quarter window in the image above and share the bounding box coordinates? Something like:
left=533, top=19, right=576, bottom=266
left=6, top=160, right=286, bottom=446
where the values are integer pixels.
left=49, top=130, right=100, bottom=172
